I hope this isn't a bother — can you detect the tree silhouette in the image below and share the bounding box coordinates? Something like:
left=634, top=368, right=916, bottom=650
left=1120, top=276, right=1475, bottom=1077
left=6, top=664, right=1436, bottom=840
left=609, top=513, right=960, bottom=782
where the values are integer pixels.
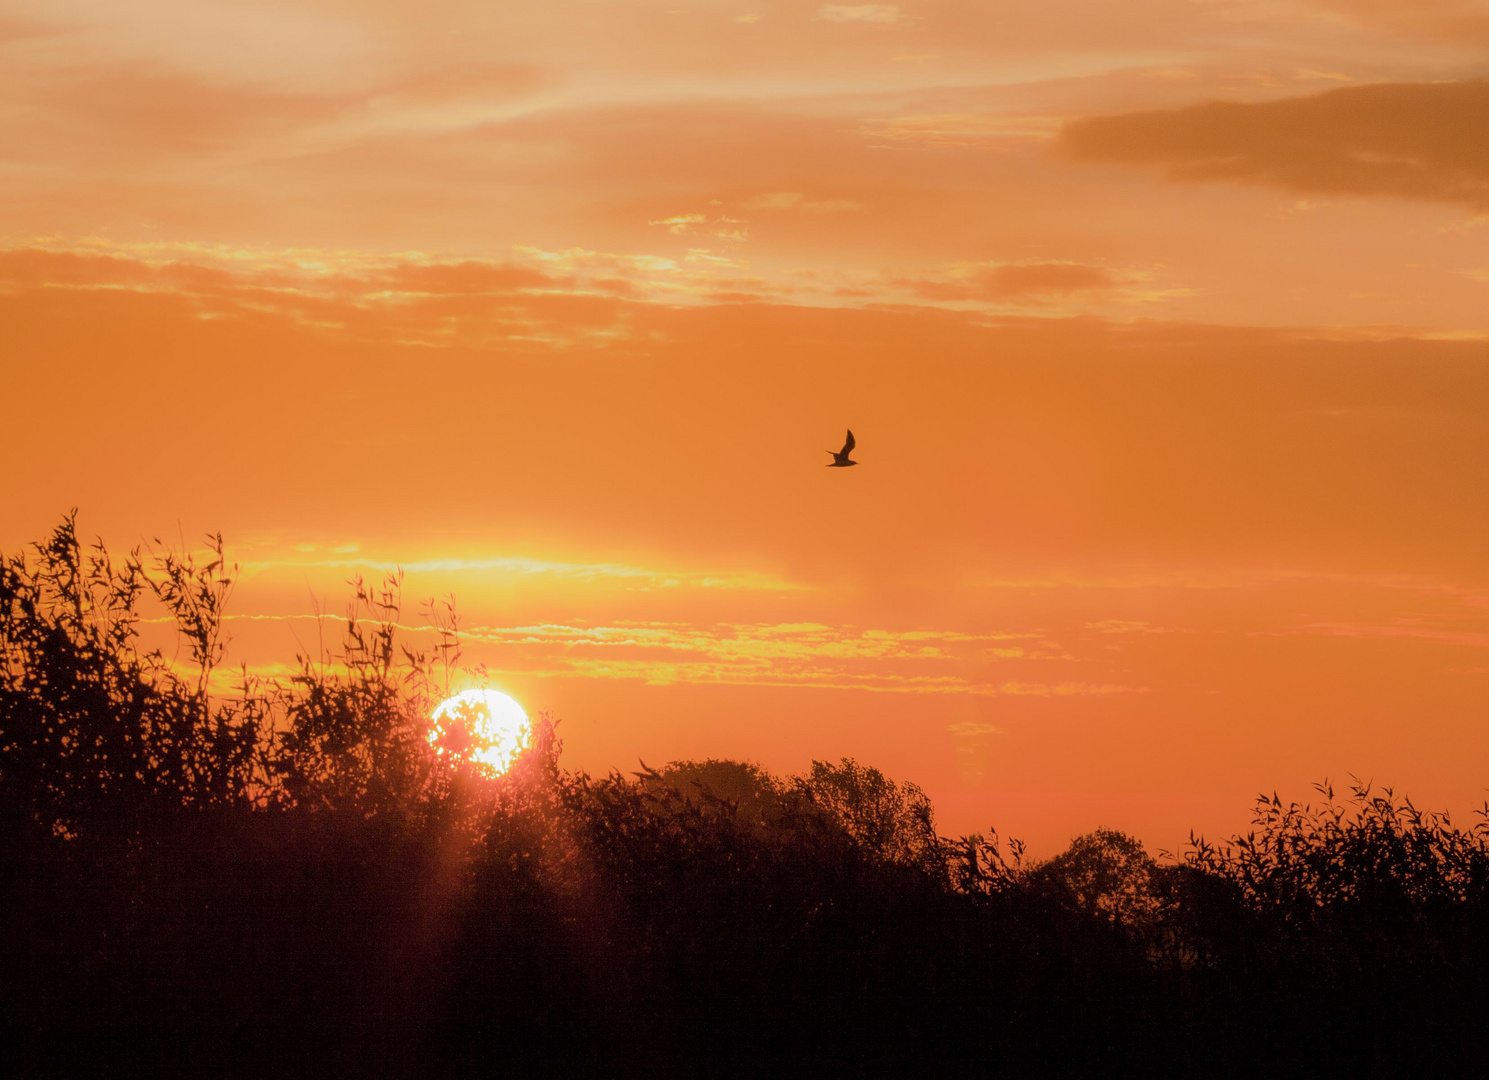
left=0, top=513, right=263, bottom=841
left=3, top=513, right=1489, bottom=1078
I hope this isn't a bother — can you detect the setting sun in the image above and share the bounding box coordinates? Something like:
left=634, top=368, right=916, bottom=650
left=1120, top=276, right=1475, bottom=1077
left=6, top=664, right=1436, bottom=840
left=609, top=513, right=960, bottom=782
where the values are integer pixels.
left=429, top=689, right=531, bottom=775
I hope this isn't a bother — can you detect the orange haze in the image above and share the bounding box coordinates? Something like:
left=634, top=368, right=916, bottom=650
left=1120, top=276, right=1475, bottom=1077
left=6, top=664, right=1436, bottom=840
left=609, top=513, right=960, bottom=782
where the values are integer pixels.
left=4, top=1, right=1489, bottom=854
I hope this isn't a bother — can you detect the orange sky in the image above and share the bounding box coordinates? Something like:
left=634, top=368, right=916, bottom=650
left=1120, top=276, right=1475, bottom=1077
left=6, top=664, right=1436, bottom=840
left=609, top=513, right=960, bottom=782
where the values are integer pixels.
left=4, top=1, right=1489, bottom=854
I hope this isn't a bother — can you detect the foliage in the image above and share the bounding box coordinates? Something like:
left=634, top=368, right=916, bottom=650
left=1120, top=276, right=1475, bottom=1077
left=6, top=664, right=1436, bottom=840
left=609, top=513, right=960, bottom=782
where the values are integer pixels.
left=0, top=513, right=264, bottom=838
left=1188, top=779, right=1489, bottom=923
left=272, top=572, right=439, bottom=818
left=3, top=515, right=1489, bottom=1078
left=1028, top=826, right=1166, bottom=927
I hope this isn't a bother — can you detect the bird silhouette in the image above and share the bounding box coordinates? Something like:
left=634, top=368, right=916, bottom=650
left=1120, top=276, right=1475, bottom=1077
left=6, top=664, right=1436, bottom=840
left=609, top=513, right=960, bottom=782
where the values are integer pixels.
left=826, top=429, right=858, bottom=467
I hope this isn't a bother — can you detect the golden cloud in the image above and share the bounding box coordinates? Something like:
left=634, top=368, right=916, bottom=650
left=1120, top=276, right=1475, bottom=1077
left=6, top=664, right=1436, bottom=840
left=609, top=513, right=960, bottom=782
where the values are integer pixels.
left=209, top=615, right=1097, bottom=695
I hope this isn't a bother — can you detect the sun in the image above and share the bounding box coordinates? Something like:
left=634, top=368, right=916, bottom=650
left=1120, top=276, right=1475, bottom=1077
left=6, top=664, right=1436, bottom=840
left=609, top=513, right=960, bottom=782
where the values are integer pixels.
left=429, top=688, right=532, bottom=775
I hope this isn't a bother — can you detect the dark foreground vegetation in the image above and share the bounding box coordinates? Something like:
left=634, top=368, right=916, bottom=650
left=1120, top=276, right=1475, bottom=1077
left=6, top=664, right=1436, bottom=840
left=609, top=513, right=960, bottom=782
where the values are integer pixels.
left=4, top=516, right=1489, bottom=1078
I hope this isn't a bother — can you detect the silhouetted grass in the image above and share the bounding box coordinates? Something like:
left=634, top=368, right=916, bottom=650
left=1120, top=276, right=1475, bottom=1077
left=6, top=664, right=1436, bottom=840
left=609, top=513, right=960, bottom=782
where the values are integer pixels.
left=3, top=515, right=1487, bottom=1077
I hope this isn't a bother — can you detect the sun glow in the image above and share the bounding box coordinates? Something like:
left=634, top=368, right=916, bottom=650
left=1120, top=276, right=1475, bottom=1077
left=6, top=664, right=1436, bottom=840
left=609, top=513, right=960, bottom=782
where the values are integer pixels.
left=429, top=689, right=531, bottom=775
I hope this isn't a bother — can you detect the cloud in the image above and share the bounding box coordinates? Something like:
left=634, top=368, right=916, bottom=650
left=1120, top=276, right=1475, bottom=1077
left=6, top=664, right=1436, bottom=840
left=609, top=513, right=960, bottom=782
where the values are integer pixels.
left=244, top=554, right=801, bottom=593
left=862, top=112, right=1062, bottom=148
left=896, top=261, right=1123, bottom=303
left=1268, top=620, right=1489, bottom=648
left=372, top=62, right=547, bottom=106
left=815, top=5, right=911, bottom=25
left=213, top=615, right=1055, bottom=694
left=1, top=58, right=546, bottom=167
left=745, top=192, right=806, bottom=210
left=38, top=68, right=346, bottom=154
left=0, top=242, right=642, bottom=348
left=947, top=720, right=1005, bottom=737
left=1085, top=619, right=1193, bottom=634
left=1058, top=80, right=1489, bottom=207
left=742, top=191, right=864, bottom=213
left=0, top=238, right=812, bottom=344
left=994, top=681, right=1148, bottom=697
left=1317, top=0, right=1489, bottom=45
left=649, top=213, right=709, bottom=234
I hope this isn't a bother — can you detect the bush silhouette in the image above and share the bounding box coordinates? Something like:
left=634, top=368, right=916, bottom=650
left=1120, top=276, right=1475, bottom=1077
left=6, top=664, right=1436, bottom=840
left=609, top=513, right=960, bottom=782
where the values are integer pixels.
left=3, top=514, right=1489, bottom=1078
left=0, top=514, right=264, bottom=840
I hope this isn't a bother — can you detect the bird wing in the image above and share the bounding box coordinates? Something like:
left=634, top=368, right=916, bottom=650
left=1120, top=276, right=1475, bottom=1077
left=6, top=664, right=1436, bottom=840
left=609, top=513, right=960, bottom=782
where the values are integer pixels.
left=841, top=429, right=855, bottom=455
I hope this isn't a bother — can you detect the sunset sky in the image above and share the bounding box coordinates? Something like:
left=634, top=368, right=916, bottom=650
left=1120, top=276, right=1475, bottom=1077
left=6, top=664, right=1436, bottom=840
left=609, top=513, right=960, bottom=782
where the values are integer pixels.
left=4, top=0, right=1489, bottom=853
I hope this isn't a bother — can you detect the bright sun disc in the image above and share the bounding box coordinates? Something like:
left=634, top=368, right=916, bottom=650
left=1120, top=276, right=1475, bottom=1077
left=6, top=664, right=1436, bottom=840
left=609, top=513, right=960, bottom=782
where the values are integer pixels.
left=429, top=689, right=531, bottom=775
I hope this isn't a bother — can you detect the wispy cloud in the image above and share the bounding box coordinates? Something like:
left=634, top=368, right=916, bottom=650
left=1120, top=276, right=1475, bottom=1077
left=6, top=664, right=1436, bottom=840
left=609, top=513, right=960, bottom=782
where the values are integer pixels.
left=193, top=613, right=1100, bottom=695
left=815, top=5, right=912, bottom=25
left=994, top=681, right=1148, bottom=697
left=742, top=191, right=864, bottom=214
left=648, top=213, right=709, bottom=234
left=0, top=236, right=1188, bottom=330
left=1086, top=620, right=1195, bottom=635
left=862, top=112, right=1062, bottom=148
left=1266, top=620, right=1489, bottom=648
left=1059, top=80, right=1489, bottom=208
left=884, top=259, right=1176, bottom=310
left=948, top=719, right=1006, bottom=737
left=243, top=554, right=804, bottom=593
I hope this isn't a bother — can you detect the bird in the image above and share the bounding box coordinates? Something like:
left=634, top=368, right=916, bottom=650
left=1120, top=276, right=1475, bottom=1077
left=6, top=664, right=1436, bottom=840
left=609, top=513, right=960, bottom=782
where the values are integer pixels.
left=826, top=429, right=858, bottom=467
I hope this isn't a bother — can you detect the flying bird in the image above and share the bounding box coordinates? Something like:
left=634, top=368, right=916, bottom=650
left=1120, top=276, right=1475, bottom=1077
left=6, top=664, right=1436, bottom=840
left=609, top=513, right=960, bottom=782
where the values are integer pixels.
left=826, top=429, right=858, bottom=468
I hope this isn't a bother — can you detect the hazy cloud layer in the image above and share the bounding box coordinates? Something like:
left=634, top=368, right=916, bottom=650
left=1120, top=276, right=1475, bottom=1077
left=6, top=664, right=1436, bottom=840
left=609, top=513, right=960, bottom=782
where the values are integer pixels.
left=1060, top=81, right=1489, bottom=207
left=9, top=4, right=1489, bottom=332
left=895, top=261, right=1124, bottom=302
left=1319, top=0, right=1489, bottom=45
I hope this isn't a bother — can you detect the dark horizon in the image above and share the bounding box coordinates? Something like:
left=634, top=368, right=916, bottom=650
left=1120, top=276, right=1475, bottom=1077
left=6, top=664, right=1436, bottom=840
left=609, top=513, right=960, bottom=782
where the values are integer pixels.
left=5, top=514, right=1488, bottom=1077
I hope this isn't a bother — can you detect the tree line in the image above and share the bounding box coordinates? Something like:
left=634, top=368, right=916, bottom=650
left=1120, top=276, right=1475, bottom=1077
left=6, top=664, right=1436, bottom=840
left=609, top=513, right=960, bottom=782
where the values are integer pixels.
left=3, top=514, right=1487, bottom=1077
